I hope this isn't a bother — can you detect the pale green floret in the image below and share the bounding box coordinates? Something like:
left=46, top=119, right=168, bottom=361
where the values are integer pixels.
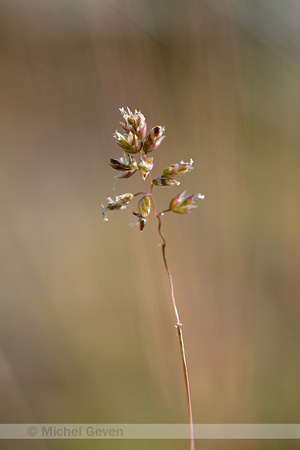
left=102, top=193, right=135, bottom=222
left=169, top=191, right=205, bottom=214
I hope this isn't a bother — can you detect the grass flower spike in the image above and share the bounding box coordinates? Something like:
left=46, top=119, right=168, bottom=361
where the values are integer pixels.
left=114, top=130, right=143, bottom=153
left=109, top=152, right=138, bottom=179
left=143, top=125, right=165, bottom=153
left=102, top=108, right=205, bottom=450
left=129, top=195, right=151, bottom=231
left=152, top=176, right=180, bottom=187
left=138, top=156, right=153, bottom=180
left=101, top=193, right=134, bottom=222
left=170, top=191, right=205, bottom=214
left=119, top=107, right=147, bottom=140
left=162, top=159, right=194, bottom=178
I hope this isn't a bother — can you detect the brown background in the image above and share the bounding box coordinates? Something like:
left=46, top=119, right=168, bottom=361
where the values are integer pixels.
left=1, top=1, right=300, bottom=449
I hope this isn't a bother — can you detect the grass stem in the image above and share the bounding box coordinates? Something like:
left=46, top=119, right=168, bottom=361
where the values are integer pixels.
left=149, top=178, right=195, bottom=450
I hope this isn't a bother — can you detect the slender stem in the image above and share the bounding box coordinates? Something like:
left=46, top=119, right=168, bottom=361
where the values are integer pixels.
left=148, top=176, right=195, bottom=450
left=159, top=208, right=171, bottom=215
left=133, top=192, right=148, bottom=197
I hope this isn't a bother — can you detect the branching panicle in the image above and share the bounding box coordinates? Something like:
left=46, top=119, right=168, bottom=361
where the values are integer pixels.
left=102, top=108, right=204, bottom=229
left=102, top=108, right=205, bottom=450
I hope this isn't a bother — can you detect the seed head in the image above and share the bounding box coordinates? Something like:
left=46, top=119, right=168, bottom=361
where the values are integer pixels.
left=143, top=126, right=165, bottom=153
left=119, top=107, right=147, bottom=140
left=129, top=195, right=151, bottom=231
left=138, top=195, right=151, bottom=217
left=169, top=191, right=205, bottom=214
left=109, top=152, right=138, bottom=179
left=114, top=131, right=143, bottom=154
left=103, top=108, right=205, bottom=231
left=138, top=156, right=154, bottom=180
left=162, top=159, right=194, bottom=178
left=152, top=176, right=180, bottom=187
left=102, top=193, right=135, bottom=222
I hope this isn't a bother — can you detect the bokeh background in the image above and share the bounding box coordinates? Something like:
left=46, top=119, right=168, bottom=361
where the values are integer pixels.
left=1, top=0, right=300, bottom=449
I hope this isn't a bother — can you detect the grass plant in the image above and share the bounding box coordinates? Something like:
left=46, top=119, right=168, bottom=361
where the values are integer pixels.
left=102, top=108, right=205, bottom=450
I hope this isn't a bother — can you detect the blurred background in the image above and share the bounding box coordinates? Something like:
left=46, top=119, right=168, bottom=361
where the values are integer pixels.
left=1, top=0, right=300, bottom=449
